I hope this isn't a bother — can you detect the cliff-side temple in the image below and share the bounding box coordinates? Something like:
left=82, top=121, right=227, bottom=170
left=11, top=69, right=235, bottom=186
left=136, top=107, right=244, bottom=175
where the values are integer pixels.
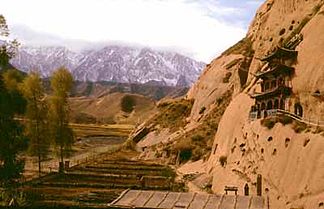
left=250, top=46, right=298, bottom=120
left=249, top=33, right=324, bottom=128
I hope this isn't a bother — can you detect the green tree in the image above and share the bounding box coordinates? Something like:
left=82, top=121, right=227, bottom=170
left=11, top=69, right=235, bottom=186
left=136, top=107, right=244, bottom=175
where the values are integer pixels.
left=0, top=14, right=27, bottom=188
left=0, top=71, right=27, bottom=187
left=49, top=67, right=74, bottom=171
left=20, top=72, right=49, bottom=177
left=121, top=95, right=136, bottom=113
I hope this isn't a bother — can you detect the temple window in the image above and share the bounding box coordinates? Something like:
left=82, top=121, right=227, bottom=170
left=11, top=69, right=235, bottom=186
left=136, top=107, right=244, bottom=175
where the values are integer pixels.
left=280, top=99, right=285, bottom=110
left=271, top=80, right=277, bottom=89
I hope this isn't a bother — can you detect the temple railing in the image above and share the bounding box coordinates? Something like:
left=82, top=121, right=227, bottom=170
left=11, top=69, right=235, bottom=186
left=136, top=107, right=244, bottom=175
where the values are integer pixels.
left=249, top=109, right=324, bottom=128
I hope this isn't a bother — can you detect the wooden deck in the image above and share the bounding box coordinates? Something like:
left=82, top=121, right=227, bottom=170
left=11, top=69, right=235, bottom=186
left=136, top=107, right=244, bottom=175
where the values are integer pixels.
left=109, top=190, right=266, bottom=209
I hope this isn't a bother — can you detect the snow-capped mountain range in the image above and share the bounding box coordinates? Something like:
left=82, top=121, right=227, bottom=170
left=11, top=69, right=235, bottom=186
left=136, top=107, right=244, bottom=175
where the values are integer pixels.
left=11, top=45, right=205, bottom=87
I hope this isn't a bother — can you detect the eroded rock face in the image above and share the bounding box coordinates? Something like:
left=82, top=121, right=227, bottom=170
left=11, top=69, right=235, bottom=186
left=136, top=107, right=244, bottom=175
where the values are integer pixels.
left=208, top=93, right=324, bottom=209
left=130, top=1, right=324, bottom=207
left=206, top=0, right=324, bottom=208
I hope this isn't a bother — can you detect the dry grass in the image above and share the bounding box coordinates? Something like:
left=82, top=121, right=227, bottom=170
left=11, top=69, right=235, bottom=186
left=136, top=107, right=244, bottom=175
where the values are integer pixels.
left=222, top=36, right=254, bottom=57
left=164, top=90, right=233, bottom=162
left=71, top=123, right=134, bottom=138
left=147, top=99, right=194, bottom=132
left=69, top=92, right=156, bottom=125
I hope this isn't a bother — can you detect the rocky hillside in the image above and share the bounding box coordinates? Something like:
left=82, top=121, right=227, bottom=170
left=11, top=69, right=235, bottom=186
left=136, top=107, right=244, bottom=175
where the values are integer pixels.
left=11, top=45, right=205, bottom=87
left=129, top=0, right=324, bottom=209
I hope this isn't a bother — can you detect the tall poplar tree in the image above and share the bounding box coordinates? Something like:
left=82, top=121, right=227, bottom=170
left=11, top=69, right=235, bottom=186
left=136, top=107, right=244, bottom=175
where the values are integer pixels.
left=49, top=67, right=74, bottom=171
left=20, top=72, right=49, bottom=177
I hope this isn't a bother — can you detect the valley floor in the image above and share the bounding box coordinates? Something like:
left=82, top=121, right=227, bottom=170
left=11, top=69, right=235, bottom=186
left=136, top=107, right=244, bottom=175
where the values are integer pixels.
left=17, top=123, right=182, bottom=207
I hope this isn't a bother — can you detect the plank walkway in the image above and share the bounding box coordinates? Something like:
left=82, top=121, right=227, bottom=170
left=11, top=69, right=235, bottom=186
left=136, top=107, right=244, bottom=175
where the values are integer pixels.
left=109, top=190, right=266, bottom=209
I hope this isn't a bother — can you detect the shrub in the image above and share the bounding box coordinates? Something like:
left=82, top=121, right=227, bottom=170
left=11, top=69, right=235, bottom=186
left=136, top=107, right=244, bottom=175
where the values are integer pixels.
left=278, top=115, right=293, bottom=125
left=191, top=134, right=204, bottom=142
left=216, top=97, right=223, bottom=105
left=222, top=37, right=254, bottom=57
left=292, top=121, right=307, bottom=133
left=261, top=118, right=276, bottom=129
left=174, top=138, right=192, bottom=152
left=179, top=149, right=192, bottom=163
left=161, top=168, right=176, bottom=179
left=150, top=99, right=194, bottom=132
left=223, top=72, right=232, bottom=83
left=123, top=139, right=136, bottom=150
left=121, top=95, right=136, bottom=113
left=191, top=148, right=204, bottom=161
left=199, top=106, right=206, bottom=114
left=219, top=155, right=227, bottom=167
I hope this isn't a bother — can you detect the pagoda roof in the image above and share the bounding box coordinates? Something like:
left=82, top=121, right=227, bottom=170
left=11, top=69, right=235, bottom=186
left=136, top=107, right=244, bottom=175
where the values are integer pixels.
left=261, top=46, right=298, bottom=62
left=251, top=86, right=292, bottom=100
left=255, top=64, right=294, bottom=79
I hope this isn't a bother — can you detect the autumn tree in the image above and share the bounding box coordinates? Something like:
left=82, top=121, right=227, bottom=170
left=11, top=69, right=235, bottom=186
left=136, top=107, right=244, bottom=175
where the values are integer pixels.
left=0, top=14, right=27, bottom=188
left=20, top=72, right=49, bottom=177
left=49, top=67, right=74, bottom=172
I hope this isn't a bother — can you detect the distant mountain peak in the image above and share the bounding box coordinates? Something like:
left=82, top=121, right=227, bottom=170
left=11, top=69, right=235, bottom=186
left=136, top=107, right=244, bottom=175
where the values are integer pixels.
left=11, top=45, right=205, bottom=87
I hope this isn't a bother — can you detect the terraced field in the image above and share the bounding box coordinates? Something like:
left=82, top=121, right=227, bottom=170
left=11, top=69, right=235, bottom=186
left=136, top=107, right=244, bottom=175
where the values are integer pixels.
left=23, top=151, right=181, bottom=207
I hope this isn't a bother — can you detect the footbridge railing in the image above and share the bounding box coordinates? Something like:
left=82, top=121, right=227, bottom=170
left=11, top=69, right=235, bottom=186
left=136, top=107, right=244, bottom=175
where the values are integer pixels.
left=249, top=109, right=324, bottom=128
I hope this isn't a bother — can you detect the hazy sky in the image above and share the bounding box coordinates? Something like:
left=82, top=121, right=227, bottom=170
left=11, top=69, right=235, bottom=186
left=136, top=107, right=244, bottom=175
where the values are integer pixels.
left=1, top=0, right=263, bottom=62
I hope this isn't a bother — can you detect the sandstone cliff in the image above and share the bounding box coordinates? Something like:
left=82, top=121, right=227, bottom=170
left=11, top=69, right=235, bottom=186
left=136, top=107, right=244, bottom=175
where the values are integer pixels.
left=206, top=1, right=324, bottom=208
left=129, top=1, right=324, bottom=208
